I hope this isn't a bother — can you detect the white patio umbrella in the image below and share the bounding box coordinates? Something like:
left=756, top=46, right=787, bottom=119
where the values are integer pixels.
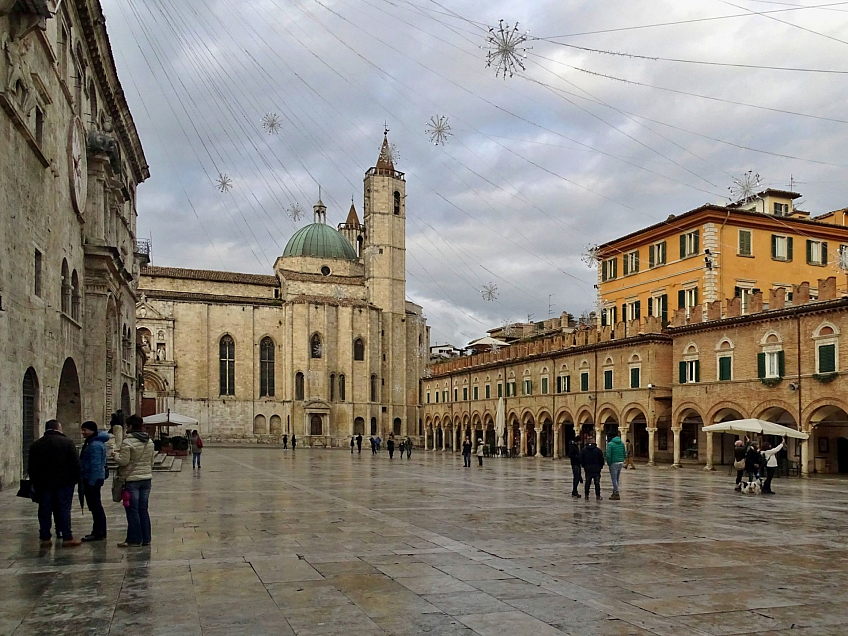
left=702, top=419, right=809, bottom=439
left=495, top=397, right=506, bottom=446
left=142, top=411, right=199, bottom=426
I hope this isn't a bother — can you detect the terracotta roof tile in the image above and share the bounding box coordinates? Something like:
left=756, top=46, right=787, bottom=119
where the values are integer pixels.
left=141, top=266, right=278, bottom=286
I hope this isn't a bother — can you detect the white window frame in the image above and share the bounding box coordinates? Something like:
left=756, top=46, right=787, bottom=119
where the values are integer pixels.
left=626, top=298, right=639, bottom=321
left=624, top=251, right=639, bottom=275
left=602, top=258, right=617, bottom=281
left=765, top=350, right=781, bottom=378
left=715, top=338, right=735, bottom=382
left=808, top=240, right=823, bottom=266
left=683, top=231, right=699, bottom=257
left=650, top=241, right=666, bottom=267
left=813, top=323, right=840, bottom=374
left=774, top=202, right=790, bottom=217
left=774, top=235, right=789, bottom=260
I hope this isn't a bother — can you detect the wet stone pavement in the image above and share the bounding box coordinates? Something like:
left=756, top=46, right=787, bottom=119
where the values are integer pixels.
left=1, top=448, right=847, bottom=636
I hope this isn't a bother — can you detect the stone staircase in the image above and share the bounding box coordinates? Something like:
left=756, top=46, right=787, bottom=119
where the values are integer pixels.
left=107, top=453, right=183, bottom=473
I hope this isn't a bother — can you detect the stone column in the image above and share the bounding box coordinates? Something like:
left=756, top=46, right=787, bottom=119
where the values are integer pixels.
left=553, top=425, right=560, bottom=460
left=424, top=430, right=430, bottom=451
left=671, top=427, right=682, bottom=468
left=595, top=426, right=603, bottom=447
left=801, top=436, right=810, bottom=477
left=441, top=429, right=446, bottom=452
left=520, top=427, right=527, bottom=457
left=534, top=427, right=542, bottom=457
left=704, top=431, right=714, bottom=471
left=508, top=426, right=514, bottom=453
left=646, top=428, right=656, bottom=466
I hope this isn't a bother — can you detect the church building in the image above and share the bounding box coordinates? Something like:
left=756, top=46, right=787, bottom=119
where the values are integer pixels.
left=136, top=134, right=429, bottom=445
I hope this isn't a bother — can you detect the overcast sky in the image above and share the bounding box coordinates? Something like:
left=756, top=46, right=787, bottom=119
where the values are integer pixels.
left=104, top=0, right=848, bottom=346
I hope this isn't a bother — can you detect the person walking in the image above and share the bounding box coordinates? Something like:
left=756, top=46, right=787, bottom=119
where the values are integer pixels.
left=744, top=439, right=761, bottom=486
left=761, top=437, right=786, bottom=494
left=356, top=434, right=363, bottom=453
left=733, top=440, right=747, bottom=491
left=568, top=439, right=583, bottom=498
left=282, top=434, right=288, bottom=449
left=462, top=437, right=472, bottom=467
left=29, top=420, right=82, bottom=547
left=370, top=436, right=377, bottom=454
left=79, top=421, right=109, bottom=542
left=387, top=435, right=395, bottom=459
left=190, top=430, right=203, bottom=468
left=405, top=436, right=413, bottom=459
left=291, top=434, right=297, bottom=449
left=350, top=437, right=355, bottom=454
left=605, top=431, right=626, bottom=501
left=580, top=439, right=605, bottom=501
left=114, top=415, right=155, bottom=548
left=624, top=439, right=636, bottom=469
left=476, top=438, right=485, bottom=467
left=399, top=440, right=405, bottom=458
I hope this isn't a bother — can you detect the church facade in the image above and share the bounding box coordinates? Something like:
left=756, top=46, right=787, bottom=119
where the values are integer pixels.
left=137, top=136, right=429, bottom=445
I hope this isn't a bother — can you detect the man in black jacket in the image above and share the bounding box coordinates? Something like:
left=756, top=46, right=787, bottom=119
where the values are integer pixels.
left=29, top=420, right=82, bottom=547
left=745, top=440, right=762, bottom=483
left=568, top=440, right=583, bottom=498
left=580, top=440, right=605, bottom=501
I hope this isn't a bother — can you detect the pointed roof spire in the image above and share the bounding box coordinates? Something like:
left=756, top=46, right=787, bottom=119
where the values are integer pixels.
left=345, top=199, right=360, bottom=227
left=375, top=125, right=394, bottom=171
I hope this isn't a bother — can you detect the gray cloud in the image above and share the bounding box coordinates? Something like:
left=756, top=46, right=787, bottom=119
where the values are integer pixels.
left=104, top=0, right=848, bottom=345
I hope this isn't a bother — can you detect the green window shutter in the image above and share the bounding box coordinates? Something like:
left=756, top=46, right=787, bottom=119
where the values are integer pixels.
left=630, top=367, right=640, bottom=389
left=485, top=385, right=490, bottom=399
left=497, top=383, right=502, bottom=398
left=734, top=286, right=741, bottom=298
left=473, top=387, right=478, bottom=400
left=565, top=375, right=571, bottom=392
left=601, top=311, right=607, bottom=327
left=647, top=297, right=653, bottom=317
left=719, top=356, right=731, bottom=381
left=634, top=300, right=641, bottom=320
left=694, top=230, right=700, bottom=254
left=819, top=344, right=836, bottom=373
left=694, top=360, right=700, bottom=383
left=679, top=361, right=687, bottom=384
left=604, top=370, right=613, bottom=390
left=623, top=256, right=629, bottom=276
left=693, top=287, right=698, bottom=306
left=680, top=234, right=687, bottom=258
left=660, top=241, right=667, bottom=263
left=556, top=376, right=561, bottom=393
left=778, top=350, right=785, bottom=377
left=771, top=235, right=777, bottom=258
left=661, top=295, right=668, bottom=323
left=678, top=289, right=686, bottom=309
left=806, top=239, right=812, bottom=264
left=621, top=303, right=627, bottom=321
left=649, top=245, right=655, bottom=268
left=634, top=252, right=639, bottom=272
left=822, top=242, right=828, bottom=265
left=542, top=377, right=548, bottom=394
left=580, top=372, right=589, bottom=392
left=613, top=258, right=617, bottom=278
left=787, top=237, right=793, bottom=261
left=601, top=262, right=607, bottom=282
left=757, top=352, right=766, bottom=379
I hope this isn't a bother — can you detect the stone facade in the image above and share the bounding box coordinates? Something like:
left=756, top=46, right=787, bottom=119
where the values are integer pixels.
left=137, top=136, right=428, bottom=446
left=422, top=277, right=848, bottom=476
left=0, top=1, right=148, bottom=488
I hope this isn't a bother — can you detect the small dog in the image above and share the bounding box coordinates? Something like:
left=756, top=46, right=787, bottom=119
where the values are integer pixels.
left=740, top=478, right=763, bottom=494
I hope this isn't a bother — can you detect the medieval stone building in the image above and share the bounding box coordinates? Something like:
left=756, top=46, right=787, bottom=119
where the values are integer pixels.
left=137, top=135, right=428, bottom=445
left=0, top=1, right=148, bottom=487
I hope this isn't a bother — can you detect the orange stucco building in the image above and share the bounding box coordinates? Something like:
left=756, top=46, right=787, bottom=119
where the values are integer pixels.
left=596, top=190, right=848, bottom=326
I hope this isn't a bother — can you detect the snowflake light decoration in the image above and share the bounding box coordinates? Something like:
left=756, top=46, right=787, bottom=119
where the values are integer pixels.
left=481, top=283, right=499, bottom=302
left=423, top=367, right=432, bottom=379
left=485, top=20, right=531, bottom=79
left=581, top=244, right=601, bottom=268
left=394, top=382, right=404, bottom=395
left=216, top=173, right=233, bottom=193
left=331, top=285, right=347, bottom=301
left=835, top=244, right=848, bottom=273
left=311, top=342, right=323, bottom=358
left=305, top=369, right=321, bottom=383
left=261, top=112, right=282, bottom=134
left=379, top=141, right=400, bottom=166
left=489, top=341, right=501, bottom=354
left=287, top=203, right=305, bottom=222
left=425, top=115, right=452, bottom=146
left=728, top=170, right=762, bottom=203
left=501, top=320, right=515, bottom=338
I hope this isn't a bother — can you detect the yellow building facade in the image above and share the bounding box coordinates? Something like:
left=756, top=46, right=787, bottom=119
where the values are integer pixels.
left=596, top=190, right=848, bottom=326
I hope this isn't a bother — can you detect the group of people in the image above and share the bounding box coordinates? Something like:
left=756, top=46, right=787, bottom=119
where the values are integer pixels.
left=27, top=413, right=155, bottom=548
left=280, top=434, right=297, bottom=449
left=733, top=436, right=786, bottom=494
left=568, top=432, right=635, bottom=500
left=461, top=437, right=486, bottom=467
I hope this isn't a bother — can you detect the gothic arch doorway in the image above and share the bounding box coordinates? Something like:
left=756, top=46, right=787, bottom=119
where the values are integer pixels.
left=56, top=358, right=82, bottom=444
left=22, top=368, right=39, bottom=475
left=121, top=383, right=131, bottom=415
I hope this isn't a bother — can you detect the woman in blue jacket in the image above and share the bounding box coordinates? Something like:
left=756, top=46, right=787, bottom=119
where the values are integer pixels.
left=79, top=421, right=109, bottom=541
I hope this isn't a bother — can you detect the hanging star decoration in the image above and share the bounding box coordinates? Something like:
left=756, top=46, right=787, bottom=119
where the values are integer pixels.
left=425, top=115, right=452, bottom=146
left=287, top=203, right=305, bottom=222
left=729, top=170, right=762, bottom=203
left=489, top=341, right=501, bottom=354
left=216, top=173, right=233, bottom=193
left=581, top=245, right=601, bottom=268
left=501, top=320, right=515, bottom=338
left=261, top=112, right=282, bottom=134
left=423, top=367, right=433, bottom=379
left=331, top=285, right=347, bottom=301
left=485, top=20, right=531, bottom=79
left=835, top=245, right=848, bottom=273
left=481, top=283, right=499, bottom=302
left=379, top=140, right=400, bottom=166
left=311, top=342, right=323, bottom=358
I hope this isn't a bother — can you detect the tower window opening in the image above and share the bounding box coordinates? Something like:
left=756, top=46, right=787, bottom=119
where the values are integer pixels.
left=393, top=191, right=400, bottom=215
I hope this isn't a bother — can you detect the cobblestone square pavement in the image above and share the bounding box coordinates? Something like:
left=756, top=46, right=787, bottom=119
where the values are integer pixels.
left=1, top=448, right=847, bottom=635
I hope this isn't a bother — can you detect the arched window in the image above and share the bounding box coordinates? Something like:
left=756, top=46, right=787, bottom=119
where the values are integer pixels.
left=259, top=337, right=275, bottom=397
left=329, top=373, right=336, bottom=401
left=393, top=418, right=402, bottom=435
left=370, top=374, right=378, bottom=402
left=353, top=338, right=365, bottom=361
left=295, top=372, right=304, bottom=400
left=219, top=335, right=235, bottom=395
left=354, top=417, right=365, bottom=435
left=61, top=259, right=70, bottom=314
left=393, top=191, right=400, bottom=215
left=370, top=417, right=377, bottom=436
left=71, top=270, right=80, bottom=320
left=310, top=415, right=323, bottom=436
left=22, top=367, right=39, bottom=475
left=339, top=374, right=346, bottom=401
left=311, top=333, right=322, bottom=358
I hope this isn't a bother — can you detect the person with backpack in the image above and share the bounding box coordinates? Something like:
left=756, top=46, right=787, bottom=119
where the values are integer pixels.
left=190, top=430, right=203, bottom=469
left=79, top=421, right=109, bottom=542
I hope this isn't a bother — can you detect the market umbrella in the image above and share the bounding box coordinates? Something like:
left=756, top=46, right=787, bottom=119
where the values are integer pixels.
left=702, top=419, right=809, bottom=439
left=495, top=397, right=506, bottom=447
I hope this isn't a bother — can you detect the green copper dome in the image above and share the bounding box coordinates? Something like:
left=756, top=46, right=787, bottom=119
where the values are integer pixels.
left=282, top=222, right=358, bottom=260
